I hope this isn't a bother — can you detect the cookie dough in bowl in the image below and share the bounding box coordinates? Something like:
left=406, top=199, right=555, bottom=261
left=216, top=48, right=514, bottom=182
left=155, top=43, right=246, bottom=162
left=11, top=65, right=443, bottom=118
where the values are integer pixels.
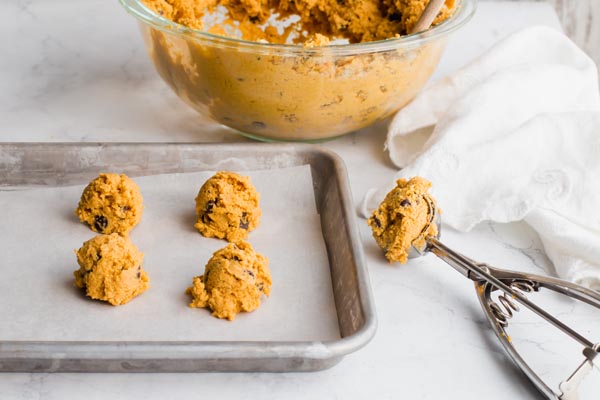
left=186, top=241, right=271, bottom=320
left=119, top=0, right=476, bottom=141
left=75, top=173, right=144, bottom=236
left=74, top=233, right=150, bottom=306
left=194, top=171, right=261, bottom=242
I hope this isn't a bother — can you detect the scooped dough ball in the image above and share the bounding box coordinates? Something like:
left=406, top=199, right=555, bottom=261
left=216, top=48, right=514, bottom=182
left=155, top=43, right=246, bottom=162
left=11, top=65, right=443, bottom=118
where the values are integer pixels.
left=194, top=171, right=261, bottom=242
left=75, top=173, right=144, bottom=235
left=368, top=176, right=438, bottom=264
left=74, top=233, right=150, bottom=306
left=186, top=241, right=271, bottom=320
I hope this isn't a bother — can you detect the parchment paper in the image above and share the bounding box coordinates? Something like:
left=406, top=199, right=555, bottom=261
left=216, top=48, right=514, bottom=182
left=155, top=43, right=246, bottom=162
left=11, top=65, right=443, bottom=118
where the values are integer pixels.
left=0, top=166, right=341, bottom=341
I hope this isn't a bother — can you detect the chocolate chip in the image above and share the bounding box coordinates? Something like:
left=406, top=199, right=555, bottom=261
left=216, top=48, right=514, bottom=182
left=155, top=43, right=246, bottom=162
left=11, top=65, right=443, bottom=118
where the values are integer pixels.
left=205, top=200, right=216, bottom=213
left=121, top=206, right=131, bottom=212
left=257, top=282, right=264, bottom=291
left=233, top=255, right=242, bottom=262
left=400, top=199, right=411, bottom=207
left=93, top=215, right=108, bottom=232
left=200, top=201, right=217, bottom=223
left=388, top=12, right=401, bottom=21
left=244, top=269, right=255, bottom=278
left=136, top=272, right=141, bottom=279
left=239, top=212, right=249, bottom=230
left=284, top=113, right=297, bottom=123
left=372, top=216, right=382, bottom=228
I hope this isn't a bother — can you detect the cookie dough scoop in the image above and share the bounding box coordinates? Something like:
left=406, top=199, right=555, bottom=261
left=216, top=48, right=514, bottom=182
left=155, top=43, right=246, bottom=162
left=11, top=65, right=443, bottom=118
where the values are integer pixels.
left=194, top=171, right=261, bottom=242
left=369, top=177, right=600, bottom=400
left=367, top=177, right=438, bottom=264
left=186, top=241, right=271, bottom=320
left=75, top=173, right=144, bottom=235
left=74, top=233, right=150, bottom=306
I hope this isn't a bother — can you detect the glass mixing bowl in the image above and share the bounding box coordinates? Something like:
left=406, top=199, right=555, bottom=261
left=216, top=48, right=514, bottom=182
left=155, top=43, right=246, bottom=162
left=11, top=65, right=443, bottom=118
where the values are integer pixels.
left=120, top=0, right=476, bottom=142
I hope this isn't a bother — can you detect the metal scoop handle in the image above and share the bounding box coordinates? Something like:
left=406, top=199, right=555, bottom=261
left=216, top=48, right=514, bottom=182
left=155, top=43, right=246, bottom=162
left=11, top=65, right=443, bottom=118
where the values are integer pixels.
left=424, top=236, right=600, bottom=400
left=427, top=237, right=595, bottom=348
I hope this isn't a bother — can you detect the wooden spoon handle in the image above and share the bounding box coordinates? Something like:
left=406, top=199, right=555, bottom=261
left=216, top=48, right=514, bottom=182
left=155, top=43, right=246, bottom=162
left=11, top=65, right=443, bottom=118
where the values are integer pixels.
left=410, top=0, right=446, bottom=34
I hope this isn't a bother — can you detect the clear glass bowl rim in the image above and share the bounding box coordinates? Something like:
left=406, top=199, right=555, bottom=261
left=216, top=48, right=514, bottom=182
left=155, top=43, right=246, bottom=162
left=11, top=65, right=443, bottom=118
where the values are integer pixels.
left=119, top=0, right=478, bottom=55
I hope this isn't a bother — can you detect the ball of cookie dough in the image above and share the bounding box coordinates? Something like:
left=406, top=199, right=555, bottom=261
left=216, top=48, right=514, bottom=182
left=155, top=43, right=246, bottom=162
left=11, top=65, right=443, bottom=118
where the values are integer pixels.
left=75, top=173, right=143, bottom=235
left=186, top=241, right=271, bottom=321
left=368, top=176, right=438, bottom=264
left=194, top=171, right=261, bottom=242
left=74, top=233, right=150, bottom=306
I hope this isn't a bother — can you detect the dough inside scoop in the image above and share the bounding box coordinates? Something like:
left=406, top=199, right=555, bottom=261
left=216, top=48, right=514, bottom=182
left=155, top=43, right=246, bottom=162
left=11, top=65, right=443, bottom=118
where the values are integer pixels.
left=368, top=176, right=438, bottom=264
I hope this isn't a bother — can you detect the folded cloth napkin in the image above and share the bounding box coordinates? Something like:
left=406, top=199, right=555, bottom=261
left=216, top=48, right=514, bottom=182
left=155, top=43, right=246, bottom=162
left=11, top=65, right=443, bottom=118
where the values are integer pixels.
left=362, top=26, right=600, bottom=290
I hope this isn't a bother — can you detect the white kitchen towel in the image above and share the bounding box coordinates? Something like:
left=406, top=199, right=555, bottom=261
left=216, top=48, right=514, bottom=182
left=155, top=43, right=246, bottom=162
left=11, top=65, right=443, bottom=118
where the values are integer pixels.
left=362, top=26, right=600, bottom=290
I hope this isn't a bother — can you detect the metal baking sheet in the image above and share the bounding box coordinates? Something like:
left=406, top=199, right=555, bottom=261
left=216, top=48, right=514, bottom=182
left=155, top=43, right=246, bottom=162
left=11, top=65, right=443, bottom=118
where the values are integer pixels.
left=0, top=143, right=376, bottom=372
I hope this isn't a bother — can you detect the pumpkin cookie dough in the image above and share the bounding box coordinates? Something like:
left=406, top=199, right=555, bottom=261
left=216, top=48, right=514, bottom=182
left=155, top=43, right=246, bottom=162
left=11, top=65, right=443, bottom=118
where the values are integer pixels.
left=368, top=177, right=438, bottom=264
left=75, top=173, right=143, bottom=236
left=186, top=241, right=271, bottom=320
left=139, top=0, right=451, bottom=140
left=74, top=233, right=150, bottom=306
left=194, top=171, right=261, bottom=242
left=142, top=0, right=456, bottom=43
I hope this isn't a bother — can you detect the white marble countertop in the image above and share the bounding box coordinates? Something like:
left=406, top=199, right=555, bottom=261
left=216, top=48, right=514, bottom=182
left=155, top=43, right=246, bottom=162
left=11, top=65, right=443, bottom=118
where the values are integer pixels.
left=1, top=1, right=598, bottom=399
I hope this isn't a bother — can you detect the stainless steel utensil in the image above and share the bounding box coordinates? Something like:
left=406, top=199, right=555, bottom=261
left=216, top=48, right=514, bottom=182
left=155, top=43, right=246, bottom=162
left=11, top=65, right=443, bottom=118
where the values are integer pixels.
left=412, top=196, right=600, bottom=399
